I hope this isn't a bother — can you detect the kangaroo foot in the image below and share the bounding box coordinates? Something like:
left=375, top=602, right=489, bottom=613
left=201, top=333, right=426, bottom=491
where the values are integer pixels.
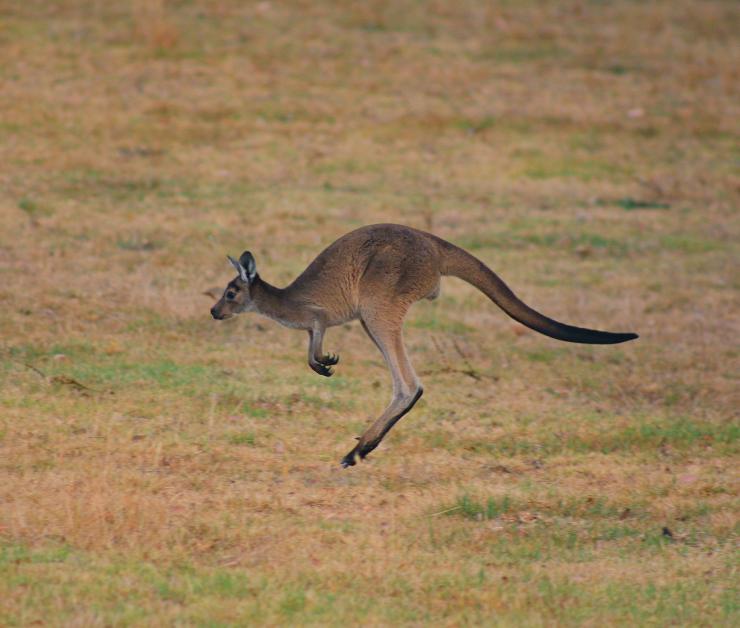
left=346, top=388, right=424, bottom=465
left=341, top=437, right=378, bottom=467
left=340, top=443, right=359, bottom=468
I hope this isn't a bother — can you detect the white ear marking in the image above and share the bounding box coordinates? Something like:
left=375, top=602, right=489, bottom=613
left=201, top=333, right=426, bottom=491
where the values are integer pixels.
left=227, top=255, right=249, bottom=282
left=239, top=251, right=257, bottom=282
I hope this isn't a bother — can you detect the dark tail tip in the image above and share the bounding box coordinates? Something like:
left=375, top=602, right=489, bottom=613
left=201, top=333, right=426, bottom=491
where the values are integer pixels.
left=606, top=332, right=639, bottom=344
left=555, top=326, right=639, bottom=344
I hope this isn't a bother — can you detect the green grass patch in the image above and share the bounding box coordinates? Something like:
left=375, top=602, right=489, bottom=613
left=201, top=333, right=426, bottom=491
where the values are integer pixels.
left=521, top=347, right=568, bottom=364
left=227, top=432, right=256, bottom=446
left=619, top=416, right=738, bottom=449
left=5, top=344, right=256, bottom=399
left=1, top=1, right=737, bottom=625
left=242, top=403, right=269, bottom=419
left=660, top=234, right=722, bottom=254
left=458, top=415, right=737, bottom=458
left=448, top=494, right=513, bottom=520
left=0, top=544, right=72, bottom=566
left=616, top=197, right=670, bottom=210
left=67, top=359, right=215, bottom=390
left=476, top=44, right=567, bottom=64
left=18, top=197, right=52, bottom=218
left=455, top=225, right=632, bottom=257
left=518, top=154, right=634, bottom=182
left=454, top=115, right=496, bottom=134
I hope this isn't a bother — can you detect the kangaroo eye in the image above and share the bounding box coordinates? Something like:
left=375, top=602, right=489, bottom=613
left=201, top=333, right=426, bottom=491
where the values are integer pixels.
left=226, top=291, right=236, bottom=300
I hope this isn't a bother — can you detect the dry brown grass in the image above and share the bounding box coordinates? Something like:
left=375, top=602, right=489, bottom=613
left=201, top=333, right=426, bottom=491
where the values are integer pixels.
left=1, top=0, right=738, bottom=624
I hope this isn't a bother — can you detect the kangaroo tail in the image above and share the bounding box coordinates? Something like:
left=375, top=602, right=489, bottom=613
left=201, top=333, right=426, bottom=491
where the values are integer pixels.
left=438, top=241, right=638, bottom=345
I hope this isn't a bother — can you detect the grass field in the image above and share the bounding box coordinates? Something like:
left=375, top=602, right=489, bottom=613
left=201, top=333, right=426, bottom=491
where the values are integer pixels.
left=1, top=0, right=738, bottom=624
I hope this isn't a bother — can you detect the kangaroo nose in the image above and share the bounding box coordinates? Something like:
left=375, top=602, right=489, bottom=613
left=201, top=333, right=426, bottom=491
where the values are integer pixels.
left=210, top=307, right=221, bottom=320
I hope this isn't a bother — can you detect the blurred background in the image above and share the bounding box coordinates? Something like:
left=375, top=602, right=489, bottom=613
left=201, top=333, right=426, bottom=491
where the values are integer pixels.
left=1, top=1, right=738, bottom=624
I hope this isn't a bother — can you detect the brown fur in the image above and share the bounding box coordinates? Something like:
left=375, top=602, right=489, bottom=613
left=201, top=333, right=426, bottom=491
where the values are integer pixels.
left=211, top=224, right=637, bottom=467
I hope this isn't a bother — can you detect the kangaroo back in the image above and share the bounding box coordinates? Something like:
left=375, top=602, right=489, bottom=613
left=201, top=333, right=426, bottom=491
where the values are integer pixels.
left=438, top=242, right=637, bottom=344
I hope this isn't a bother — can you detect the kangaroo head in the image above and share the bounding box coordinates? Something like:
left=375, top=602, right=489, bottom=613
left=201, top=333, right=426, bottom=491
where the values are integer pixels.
left=210, top=251, right=257, bottom=320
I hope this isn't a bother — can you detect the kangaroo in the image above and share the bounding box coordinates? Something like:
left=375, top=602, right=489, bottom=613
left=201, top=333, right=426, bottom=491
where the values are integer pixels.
left=211, top=223, right=637, bottom=467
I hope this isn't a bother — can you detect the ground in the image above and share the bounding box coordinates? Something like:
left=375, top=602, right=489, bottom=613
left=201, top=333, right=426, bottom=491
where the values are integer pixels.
left=0, top=0, right=738, bottom=625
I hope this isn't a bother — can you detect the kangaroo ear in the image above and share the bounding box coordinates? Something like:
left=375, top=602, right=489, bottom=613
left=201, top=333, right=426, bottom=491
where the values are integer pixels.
left=238, top=251, right=257, bottom=282
left=227, top=255, right=249, bottom=283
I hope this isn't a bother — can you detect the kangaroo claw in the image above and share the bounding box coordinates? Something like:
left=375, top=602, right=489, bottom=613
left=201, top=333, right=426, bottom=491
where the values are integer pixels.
left=310, top=362, right=334, bottom=377
left=318, top=353, right=339, bottom=366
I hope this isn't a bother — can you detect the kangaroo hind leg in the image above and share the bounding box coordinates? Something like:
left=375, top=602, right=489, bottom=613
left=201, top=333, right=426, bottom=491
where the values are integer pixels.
left=341, top=313, right=423, bottom=468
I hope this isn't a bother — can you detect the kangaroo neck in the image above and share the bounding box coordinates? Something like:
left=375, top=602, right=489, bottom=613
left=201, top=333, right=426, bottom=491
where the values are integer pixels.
left=250, top=277, right=311, bottom=329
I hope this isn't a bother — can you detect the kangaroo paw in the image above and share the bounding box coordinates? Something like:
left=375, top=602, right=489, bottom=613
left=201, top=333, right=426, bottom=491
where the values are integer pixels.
left=318, top=353, right=339, bottom=366
left=340, top=445, right=358, bottom=468
left=309, top=361, right=334, bottom=377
